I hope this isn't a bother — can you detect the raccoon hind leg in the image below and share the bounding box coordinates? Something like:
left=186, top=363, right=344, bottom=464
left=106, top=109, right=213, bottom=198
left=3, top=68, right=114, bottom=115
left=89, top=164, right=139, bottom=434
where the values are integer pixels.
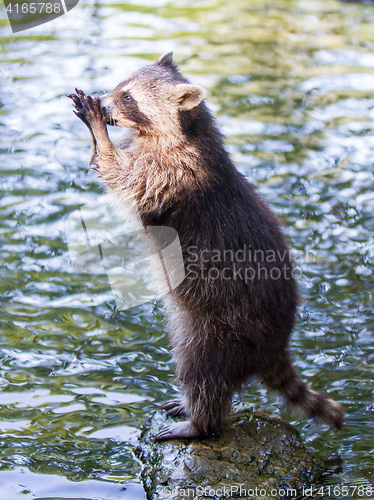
left=154, top=376, right=235, bottom=441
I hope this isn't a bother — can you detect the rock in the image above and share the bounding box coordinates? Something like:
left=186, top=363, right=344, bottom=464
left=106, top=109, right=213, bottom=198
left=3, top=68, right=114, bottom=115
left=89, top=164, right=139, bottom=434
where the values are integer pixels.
left=135, top=408, right=325, bottom=500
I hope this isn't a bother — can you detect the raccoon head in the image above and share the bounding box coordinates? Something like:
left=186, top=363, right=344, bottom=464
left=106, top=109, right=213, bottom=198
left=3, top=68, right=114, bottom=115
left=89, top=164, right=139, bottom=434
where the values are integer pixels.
left=100, top=53, right=205, bottom=140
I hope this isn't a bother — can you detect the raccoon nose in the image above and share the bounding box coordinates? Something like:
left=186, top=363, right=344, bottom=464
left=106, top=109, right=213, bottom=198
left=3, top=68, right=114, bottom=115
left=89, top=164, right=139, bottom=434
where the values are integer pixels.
left=100, top=94, right=114, bottom=115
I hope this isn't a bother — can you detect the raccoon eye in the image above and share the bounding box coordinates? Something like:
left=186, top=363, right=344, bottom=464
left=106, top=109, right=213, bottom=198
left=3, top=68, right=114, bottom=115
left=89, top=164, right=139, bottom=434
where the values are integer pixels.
left=123, top=94, right=132, bottom=102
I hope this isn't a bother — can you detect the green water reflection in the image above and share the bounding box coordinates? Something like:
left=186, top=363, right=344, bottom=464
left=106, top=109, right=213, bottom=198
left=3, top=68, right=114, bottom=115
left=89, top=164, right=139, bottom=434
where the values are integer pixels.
left=0, top=0, right=374, bottom=497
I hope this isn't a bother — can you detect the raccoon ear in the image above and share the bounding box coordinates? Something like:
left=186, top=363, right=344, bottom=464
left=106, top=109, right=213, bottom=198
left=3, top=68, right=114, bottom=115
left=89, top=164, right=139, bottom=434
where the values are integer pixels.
left=156, top=52, right=176, bottom=69
left=170, top=84, right=205, bottom=110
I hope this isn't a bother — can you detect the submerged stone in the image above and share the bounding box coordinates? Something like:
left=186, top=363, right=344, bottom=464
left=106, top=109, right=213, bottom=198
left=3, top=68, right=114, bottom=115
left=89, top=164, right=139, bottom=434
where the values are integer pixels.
left=135, top=408, right=325, bottom=499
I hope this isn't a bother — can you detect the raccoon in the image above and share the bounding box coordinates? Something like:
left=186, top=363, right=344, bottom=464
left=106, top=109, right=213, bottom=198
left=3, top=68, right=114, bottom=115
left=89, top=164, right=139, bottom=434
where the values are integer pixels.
left=68, top=53, right=344, bottom=441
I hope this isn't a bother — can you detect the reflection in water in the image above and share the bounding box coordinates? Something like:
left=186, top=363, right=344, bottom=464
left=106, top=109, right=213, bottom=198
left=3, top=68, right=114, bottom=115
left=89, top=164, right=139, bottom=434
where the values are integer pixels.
left=0, top=467, right=145, bottom=499
left=1, top=0, right=374, bottom=497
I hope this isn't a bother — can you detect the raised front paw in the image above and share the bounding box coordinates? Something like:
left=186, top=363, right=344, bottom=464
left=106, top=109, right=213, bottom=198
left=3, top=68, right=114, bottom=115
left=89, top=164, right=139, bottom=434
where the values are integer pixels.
left=67, top=89, right=107, bottom=130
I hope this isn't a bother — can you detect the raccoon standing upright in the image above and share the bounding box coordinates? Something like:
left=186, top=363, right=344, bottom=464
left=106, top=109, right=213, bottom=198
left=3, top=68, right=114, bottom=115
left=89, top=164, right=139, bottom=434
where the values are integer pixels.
left=69, top=53, right=343, bottom=441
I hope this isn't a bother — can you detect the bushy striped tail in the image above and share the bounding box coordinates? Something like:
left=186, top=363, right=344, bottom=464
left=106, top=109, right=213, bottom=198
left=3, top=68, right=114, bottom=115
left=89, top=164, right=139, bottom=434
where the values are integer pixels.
left=261, top=350, right=344, bottom=430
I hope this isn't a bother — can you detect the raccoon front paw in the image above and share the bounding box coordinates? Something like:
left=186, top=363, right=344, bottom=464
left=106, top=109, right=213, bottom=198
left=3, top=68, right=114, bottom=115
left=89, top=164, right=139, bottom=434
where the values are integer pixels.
left=67, top=91, right=91, bottom=130
left=154, top=421, right=206, bottom=442
left=68, top=89, right=107, bottom=130
left=161, top=399, right=187, bottom=417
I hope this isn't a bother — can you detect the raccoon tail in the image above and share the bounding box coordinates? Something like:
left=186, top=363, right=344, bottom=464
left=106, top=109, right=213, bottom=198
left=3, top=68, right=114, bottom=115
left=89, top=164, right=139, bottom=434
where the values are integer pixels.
left=261, top=349, right=344, bottom=430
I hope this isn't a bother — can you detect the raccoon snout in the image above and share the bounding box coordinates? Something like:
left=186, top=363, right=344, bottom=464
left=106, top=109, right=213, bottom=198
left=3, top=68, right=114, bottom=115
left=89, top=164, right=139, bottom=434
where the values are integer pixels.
left=100, top=94, right=115, bottom=125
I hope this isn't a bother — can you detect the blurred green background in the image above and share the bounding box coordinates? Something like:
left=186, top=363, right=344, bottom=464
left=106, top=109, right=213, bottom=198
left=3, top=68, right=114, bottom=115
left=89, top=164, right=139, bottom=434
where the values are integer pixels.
left=1, top=0, right=374, bottom=497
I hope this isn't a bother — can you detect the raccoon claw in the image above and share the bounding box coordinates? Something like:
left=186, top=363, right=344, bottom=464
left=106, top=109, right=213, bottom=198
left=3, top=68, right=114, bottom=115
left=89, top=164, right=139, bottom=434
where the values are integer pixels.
left=154, top=421, right=206, bottom=442
left=67, top=93, right=80, bottom=108
left=71, top=109, right=91, bottom=130
left=162, top=399, right=187, bottom=417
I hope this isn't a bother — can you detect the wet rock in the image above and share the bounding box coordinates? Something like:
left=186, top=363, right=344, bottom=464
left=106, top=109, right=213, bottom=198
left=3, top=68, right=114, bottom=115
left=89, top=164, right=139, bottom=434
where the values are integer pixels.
left=135, top=408, right=325, bottom=500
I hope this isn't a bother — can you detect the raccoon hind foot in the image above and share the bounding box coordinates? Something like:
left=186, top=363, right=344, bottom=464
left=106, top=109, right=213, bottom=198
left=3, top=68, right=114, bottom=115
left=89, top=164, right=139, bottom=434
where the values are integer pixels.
left=154, top=421, right=206, bottom=442
left=161, top=399, right=187, bottom=418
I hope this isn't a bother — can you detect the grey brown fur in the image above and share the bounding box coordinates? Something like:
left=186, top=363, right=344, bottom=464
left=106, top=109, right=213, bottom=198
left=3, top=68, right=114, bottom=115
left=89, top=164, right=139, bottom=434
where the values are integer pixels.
left=68, top=53, right=344, bottom=441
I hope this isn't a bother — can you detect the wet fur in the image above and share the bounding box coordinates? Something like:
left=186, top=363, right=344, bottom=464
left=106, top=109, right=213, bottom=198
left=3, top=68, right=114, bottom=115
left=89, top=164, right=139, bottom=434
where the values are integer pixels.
left=69, top=53, right=343, bottom=440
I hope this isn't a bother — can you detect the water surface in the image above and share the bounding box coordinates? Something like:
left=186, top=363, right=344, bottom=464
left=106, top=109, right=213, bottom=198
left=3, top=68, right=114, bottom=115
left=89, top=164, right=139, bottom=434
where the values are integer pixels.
left=1, top=0, right=374, bottom=497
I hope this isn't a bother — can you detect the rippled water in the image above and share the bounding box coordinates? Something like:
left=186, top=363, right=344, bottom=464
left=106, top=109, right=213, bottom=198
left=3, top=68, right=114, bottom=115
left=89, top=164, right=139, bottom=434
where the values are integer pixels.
left=1, top=0, right=374, bottom=498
